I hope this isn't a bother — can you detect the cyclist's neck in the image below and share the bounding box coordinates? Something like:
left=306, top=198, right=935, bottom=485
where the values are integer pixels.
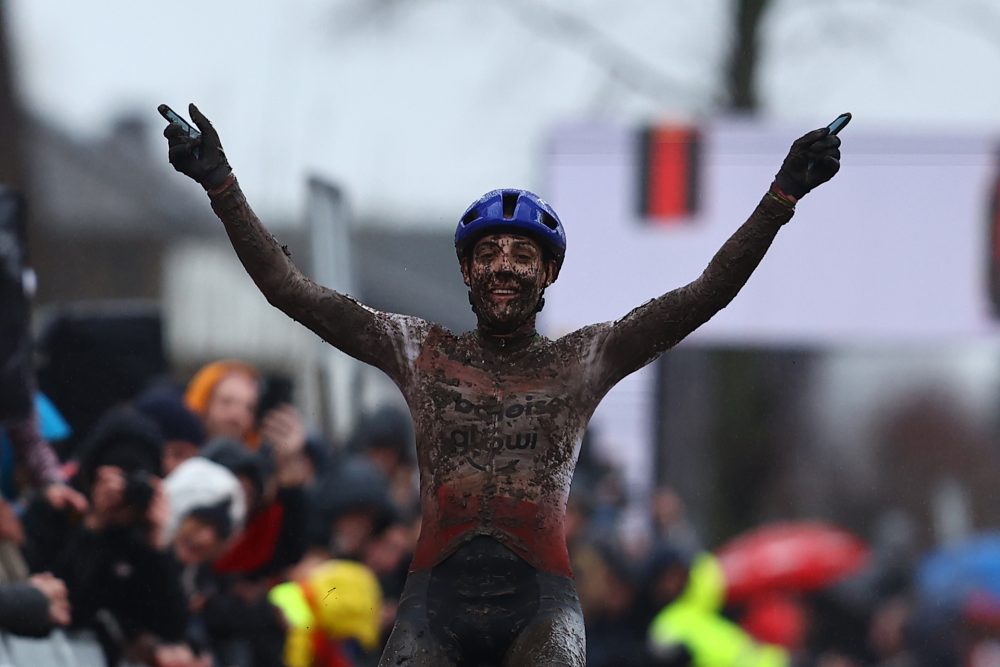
left=474, top=318, right=538, bottom=351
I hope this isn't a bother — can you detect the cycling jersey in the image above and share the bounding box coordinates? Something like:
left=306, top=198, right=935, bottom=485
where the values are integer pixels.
left=208, top=181, right=795, bottom=665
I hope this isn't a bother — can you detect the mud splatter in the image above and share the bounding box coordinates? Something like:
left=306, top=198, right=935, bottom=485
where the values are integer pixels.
left=210, top=182, right=793, bottom=665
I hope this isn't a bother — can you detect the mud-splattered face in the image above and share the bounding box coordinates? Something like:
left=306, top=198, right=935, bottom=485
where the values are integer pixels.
left=461, top=234, right=556, bottom=334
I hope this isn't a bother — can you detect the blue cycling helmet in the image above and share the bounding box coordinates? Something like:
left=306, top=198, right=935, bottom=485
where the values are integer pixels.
left=455, top=189, right=566, bottom=268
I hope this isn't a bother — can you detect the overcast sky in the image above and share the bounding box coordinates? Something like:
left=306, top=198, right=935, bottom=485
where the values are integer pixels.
left=9, top=0, right=1000, bottom=222
left=14, top=0, right=1000, bottom=489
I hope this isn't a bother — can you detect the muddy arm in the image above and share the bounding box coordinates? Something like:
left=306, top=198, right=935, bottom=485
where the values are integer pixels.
left=598, top=193, right=794, bottom=386
left=208, top=178, right=405, bottom=375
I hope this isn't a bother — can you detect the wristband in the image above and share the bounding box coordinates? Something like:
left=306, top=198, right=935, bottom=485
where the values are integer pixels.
left=766, top=186, right=796, bottom=210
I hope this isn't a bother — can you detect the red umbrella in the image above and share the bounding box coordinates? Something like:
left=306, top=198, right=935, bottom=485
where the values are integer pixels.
left=715, top=521, right=870, bottom=604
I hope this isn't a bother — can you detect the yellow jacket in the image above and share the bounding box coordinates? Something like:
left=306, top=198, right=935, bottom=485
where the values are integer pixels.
left=269, top=560, right=383, bottom=667
left=648, top=554, right=789, bottom=667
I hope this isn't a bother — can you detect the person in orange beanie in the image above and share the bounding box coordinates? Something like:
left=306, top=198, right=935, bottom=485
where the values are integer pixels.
left=183, top=360, right=260, bottom=449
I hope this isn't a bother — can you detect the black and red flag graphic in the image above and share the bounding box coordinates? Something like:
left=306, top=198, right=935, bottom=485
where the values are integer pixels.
left=637, top=125, right=702, bottom=224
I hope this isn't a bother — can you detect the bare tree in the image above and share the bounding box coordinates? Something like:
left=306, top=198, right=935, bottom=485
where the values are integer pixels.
left=726, top=0, right=771, bottom=111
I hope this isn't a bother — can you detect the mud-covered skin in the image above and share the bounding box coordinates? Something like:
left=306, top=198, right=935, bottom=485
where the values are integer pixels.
left=211, top=179, right=792, bottom=572
left=381, top=536, right=586, bottom=666
left=208, top=179, right=793, bottom=663
left=460, top=234, right=556, bottom=337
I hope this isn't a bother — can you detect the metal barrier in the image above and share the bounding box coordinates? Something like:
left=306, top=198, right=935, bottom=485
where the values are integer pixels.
left=0, top=631, right=108, bottom=667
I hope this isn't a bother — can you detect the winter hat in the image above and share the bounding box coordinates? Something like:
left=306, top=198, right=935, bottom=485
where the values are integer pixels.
left=351, top=406, right=415, bottom=463
left=182, top=360, right=259, bottom=418
left=163, top=456, right=246, bottom=543
left=312, top=456, right=390, bottom=519
left=201, top=437, right=272, bottom=503
left=183, top=359, right=261, bottom=449
left=75, top=406, right=163, bottom=493
left=135, top=386, right=205, bottom=447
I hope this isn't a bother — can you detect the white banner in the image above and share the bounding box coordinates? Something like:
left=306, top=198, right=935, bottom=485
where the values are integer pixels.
left=541, top=120, right=1000, bottom=345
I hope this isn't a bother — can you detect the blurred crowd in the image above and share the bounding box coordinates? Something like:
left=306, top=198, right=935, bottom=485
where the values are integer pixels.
left=1, top=357, right=999, bottom=667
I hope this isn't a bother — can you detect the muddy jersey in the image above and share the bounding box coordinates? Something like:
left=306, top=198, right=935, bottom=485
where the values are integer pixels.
left=209, top=182, right=795, bottom=577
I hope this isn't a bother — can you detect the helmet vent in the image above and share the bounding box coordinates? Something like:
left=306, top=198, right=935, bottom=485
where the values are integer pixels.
left=460, top=209, right=479, bottom=226
left=540, top=210, right=559, bottom=230
left=501, top=192, right=519, bottom=219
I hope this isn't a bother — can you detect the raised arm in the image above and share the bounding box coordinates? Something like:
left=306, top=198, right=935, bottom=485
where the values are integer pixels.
left=596, top=125, right=842, bottom=388
left=161, top=104, right=415, bottom=378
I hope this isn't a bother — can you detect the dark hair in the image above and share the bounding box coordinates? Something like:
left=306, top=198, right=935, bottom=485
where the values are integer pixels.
left=187, top=499, right=235, bottom=540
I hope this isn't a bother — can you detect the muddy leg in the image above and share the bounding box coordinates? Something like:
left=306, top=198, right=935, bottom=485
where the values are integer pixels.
left=378, top=618, right=458, bottom=667
left=378, top=571, right=458, bottom=667
left=502, top=574, right=586, bottom=667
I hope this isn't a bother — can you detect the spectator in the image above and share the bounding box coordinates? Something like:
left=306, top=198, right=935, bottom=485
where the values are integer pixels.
left=203, top=437, right=306, bottom=578
left=162, top=456, right=247, bottom=661
left=1, top=394, right=82, bottom=503
left=199, top=437, right=303, bottom=666
left=259, top=402, right=313, bottom=489
left=21, top=406, right=189, bottom=665
left=269, top=559, right=383, bottom=667
left=0, top=395, right=87, bottom=581
left=360, top=509, right=416, bottom=639
left=255, top=373, right=318, bottom=488
left=163, top=456, right=246, bottom=568
left=585, top=545, right=652, bottom=667
left=311, top=456, right=392, bottom=561
left=648, top=486, right=701, bottom=556
left=135, top=386, right=206, bottom=476
left=350, top=406, right=417, bottom=514
left=187, top=362, right=313, bottom=502
left=647, top=551, right=789, bottom=667
left=300, top=433, right=334, bottom=487
left=184, top=359, right=260, bottom=448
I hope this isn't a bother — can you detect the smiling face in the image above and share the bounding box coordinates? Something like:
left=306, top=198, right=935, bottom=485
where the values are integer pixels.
left=461, top=233, right=556, bottom=334
left=173, top=515, right=227, bottom=566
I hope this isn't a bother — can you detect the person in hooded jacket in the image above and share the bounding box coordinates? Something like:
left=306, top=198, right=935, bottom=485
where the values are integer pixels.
left=161, top=455, right=247, bottom=660
left=21, top=406, right=191, bottom=665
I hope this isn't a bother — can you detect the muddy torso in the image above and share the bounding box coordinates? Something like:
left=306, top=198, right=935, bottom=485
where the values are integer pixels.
left=395, top=325, right=610, bottom=576
left=207, top=181, right=794, bottom=578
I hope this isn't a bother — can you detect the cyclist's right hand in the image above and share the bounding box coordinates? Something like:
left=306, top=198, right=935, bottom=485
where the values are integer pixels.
left=162, top=103, right=232, bottom=191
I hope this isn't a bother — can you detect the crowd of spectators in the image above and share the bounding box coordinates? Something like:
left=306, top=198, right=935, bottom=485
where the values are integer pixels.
left=1, top=356, right=999, bottom=666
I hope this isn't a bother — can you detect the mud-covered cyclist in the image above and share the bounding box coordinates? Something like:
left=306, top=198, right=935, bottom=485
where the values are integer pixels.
left=162, top=104, right=841, bottom=666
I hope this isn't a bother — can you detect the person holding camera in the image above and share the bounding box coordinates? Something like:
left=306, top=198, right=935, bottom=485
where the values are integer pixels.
left=21, top=406, right=192, bottom=665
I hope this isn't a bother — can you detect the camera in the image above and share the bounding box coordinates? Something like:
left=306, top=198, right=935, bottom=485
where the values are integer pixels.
left=122, top=471, right=155, bottom=512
